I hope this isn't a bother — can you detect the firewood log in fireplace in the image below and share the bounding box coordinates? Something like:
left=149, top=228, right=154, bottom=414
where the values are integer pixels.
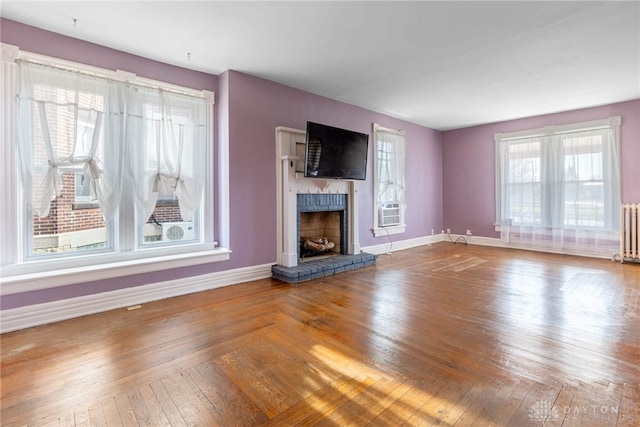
left=303, top=237, right=335, bottom=253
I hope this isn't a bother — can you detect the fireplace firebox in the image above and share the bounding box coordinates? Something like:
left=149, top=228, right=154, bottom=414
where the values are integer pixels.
left=297, top=193, right=347, bottom=261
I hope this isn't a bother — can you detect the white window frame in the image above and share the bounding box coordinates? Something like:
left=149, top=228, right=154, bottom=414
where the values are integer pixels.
left=372, top=123, right=407, bottom=237
left=495, top=116, right=621, bottom=231
left=0, top=43, right=230, bottom=296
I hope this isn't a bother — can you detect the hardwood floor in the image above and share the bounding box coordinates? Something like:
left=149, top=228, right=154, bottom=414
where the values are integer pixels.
left=1, top=243, right=639, bottom=426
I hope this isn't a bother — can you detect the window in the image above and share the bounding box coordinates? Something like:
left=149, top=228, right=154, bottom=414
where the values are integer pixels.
left=562, top=132, right=608, bottom=227
left=1, top=44, right=229, bottom=292
left=75, top=172, right=92, bottom=202
left=495, top=117, right=621, bottom=255
left=126, top=87, right=208, bottom=247
left=372, top=123, right=406, bottom=236
left=18, top=62, right=117, bottom=257
left=502, top=137, right=542, bottom=225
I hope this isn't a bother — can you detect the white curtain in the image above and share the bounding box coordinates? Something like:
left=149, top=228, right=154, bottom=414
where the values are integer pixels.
left=375, top=127, right=406, bottom=209
left=16, top=61, right=125, bottom=220
left=498, top=126, right=620, bottom=256
left=126, top=87, right=207, bottom=225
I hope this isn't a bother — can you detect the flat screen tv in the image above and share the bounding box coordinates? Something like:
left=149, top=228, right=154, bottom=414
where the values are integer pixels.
left=304, top=121, right=369, bottom=181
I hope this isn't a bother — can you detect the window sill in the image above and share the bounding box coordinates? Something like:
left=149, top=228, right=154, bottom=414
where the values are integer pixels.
left=72, top=201, right=100, bottom=210
left=372, top=224, right=406, bottom=237
left=0, top=245, right=231, bottom=296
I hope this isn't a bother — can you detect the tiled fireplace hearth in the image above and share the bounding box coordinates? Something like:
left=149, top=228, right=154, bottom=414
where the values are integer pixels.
left=271, top=252, right=377, bottom=283
left=273, top=126, right=376, bottom=283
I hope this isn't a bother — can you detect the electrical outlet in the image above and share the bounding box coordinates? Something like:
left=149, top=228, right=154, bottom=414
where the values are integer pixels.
left=466, top=229, right=472, bottom=236
left=447, top=228, right=451, bottom=234
left=431, top=229, right=434, bottom=235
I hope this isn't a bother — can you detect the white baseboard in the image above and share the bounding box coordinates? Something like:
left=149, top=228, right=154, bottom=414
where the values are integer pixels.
left=362, top=234, right=445, bottom=255
left=437, top=233, right=615, bottom=259
left=363, top=232, right=612, bottom=260
left=362, top=233, right=486, bottom=255
left=449, top=234, right=506, bottom=247
left=0, top=262, right=274, bottom=333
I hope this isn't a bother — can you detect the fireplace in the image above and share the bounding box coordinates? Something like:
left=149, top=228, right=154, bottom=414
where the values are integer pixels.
left=273, top=126, right=376, bottom=282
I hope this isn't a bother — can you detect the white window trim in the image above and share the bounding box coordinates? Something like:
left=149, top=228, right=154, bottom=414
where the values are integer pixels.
left=1, top=44, right=20, bottom=268
left=0, top=43, right=230, bottom=294
left=372, top=123, right=406, bottom=237
left=494, top=116, right=621, bottom=226
left=1, top=247, right=231, bottom=295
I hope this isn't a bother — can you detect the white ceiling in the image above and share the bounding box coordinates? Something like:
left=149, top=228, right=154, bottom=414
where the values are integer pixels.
left=2, top=1, right=639, bottom=130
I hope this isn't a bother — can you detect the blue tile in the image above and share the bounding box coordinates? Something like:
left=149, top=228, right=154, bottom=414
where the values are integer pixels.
left=272, top=253, right=376, bottom=283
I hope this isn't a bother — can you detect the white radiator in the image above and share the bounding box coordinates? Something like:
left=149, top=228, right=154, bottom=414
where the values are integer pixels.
left=620, top=203, right=640, bottom=262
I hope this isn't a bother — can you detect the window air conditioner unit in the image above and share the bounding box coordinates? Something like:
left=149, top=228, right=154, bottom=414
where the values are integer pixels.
left=161, top=222, right=195, bottom=242
left=379, top=203, right=401, bottom=227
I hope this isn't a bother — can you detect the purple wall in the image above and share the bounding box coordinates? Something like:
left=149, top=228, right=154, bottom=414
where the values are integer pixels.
left=442, top=100, right=640, bottom=238
left=0, top=19, right=216, bottom=92
left=225, top=71, right=443, bottom=254
left=1, top=20, right=443, bottom=310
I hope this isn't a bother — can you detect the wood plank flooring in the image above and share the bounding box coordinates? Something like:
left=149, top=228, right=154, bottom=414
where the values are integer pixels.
left=1, top=243, right=639, bottom=426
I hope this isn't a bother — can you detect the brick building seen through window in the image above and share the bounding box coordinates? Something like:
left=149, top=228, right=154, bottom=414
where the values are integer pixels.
left=32, top=172, right=184, bottom=254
